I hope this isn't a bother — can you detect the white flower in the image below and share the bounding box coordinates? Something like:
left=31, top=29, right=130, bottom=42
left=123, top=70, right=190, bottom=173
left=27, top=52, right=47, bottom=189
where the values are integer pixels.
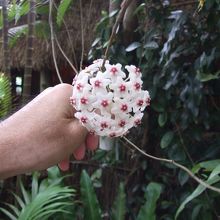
left=83, top=59, right=109, bottom=75
left=115, top=113, right=134, bottom=132
left=92, top=92, right=113, bottom=117
left=132, top=90, right=151, bottom=113
left=132, top=112, right=144, bottom=127
left=127, top=77, right=143, bottom=92
left=75, top=89, right=96, bottom=111
left=125, top=65, right=142, bottom=80
left=109, top=76, right=129, bottom=98
left=111, top=97, right=132, bottom=115
left=104, top=63, right=126, bottom=81
left=71, top=59, right=150, bottom=138
left=73, top=74, right=90, bottom=93
left=90, top=71, right=110, bottom=94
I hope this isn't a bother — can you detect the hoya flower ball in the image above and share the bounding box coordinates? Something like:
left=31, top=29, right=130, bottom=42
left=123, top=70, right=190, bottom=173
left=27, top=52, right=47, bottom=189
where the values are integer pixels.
left=70, top=59, right=150, bottom=137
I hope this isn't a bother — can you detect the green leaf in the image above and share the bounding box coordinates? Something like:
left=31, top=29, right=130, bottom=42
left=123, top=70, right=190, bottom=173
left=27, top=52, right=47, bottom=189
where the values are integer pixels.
left=109, top=9, right=118, bottom=18
left=133, top=3, right=146, bottom=15
left=18, top=186, right=74, bottom=220
left=11, top=192, right=25, bottom=209
left=19, top=177, right=31, bottom=205
left=196, top=70, right=220, bottom=82
left=178, top=170, right=189, bottom=186
left=112, top=182, right=126, bottom=220
left=192, top=159, right=220, bottom=174
left=144, top=41, right=159, bottom=49
left=137, top=182, right=162, bottom=220
left=4, top=203, right=20, bottom=217
left=0, top=74, right=11, bottom=118
left=175, top=164, right=220, bottom=219
left=0, top=207, right=17, bottom=220
left=31, top=172, right=40, bottom=200
left=56, top=0, right=73, bottom=27
left=126, top=42, right=141, bottom=52
left=80, top=170, right=102, bottom=220
left=160, top=131, right=174, bottom=149
left=158, top=112, right=167, bottom=127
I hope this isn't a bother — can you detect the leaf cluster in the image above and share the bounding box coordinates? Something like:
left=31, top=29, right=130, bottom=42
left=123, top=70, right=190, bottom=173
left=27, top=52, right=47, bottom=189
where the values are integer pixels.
left=0, top=167, right=75, bottom=220
left=89, top=0, right=220, bottom=219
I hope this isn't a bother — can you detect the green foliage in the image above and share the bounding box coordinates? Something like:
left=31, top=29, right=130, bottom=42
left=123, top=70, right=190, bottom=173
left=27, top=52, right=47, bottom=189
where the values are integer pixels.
left=176, top=164, right=220, bottom=219
left=0, top=0, right=69, bottom=47
left=0, top=167, right=75, bottom=220
left=111, top=182, right=126, bottom=220
left=137, top=182, right=162, bottom=220
left=90, top=0, right=220, bottom=219
left=160, top=131, right=174, bottom=149
left=56, top=0, right=73, bottom=27
left=80, top=170, right=102, bottom=220
left=0, top=73, right=11, bottom=118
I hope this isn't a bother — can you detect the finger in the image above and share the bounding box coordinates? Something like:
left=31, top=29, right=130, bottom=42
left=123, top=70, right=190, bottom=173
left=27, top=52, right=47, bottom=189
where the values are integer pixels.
left=86, top=134, right=99, bottom=151
left=73, top=143, right=86, bottom=160
left=58, top=159, right=70, bottom=171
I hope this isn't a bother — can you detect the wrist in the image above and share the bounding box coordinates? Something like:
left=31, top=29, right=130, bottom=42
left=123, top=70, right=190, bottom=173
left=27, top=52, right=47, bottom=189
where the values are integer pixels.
left=0, top=117, right=30, bottom=179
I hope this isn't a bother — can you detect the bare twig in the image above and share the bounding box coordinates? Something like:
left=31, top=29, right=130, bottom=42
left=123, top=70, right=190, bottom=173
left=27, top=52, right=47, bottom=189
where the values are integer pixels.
left=102, top=0, right=134, bottom=69
left=79, top=0, right=85, bottom=71
left=54, top=35, right=78, bottom=75
left=49, top=0, right=63, bottom=83
left=52, top=1, right=79, bottom=72
left=123, top=136, right=220, bottom=193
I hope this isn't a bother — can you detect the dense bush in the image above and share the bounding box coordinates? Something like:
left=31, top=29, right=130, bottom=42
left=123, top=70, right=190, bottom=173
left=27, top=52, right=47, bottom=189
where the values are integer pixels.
left=1, top=0, right=220, bottom=219
left=89, top=0, right=220, bottom=219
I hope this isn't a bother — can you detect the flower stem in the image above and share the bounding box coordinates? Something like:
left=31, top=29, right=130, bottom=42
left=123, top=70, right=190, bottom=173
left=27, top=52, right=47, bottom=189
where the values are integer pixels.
left=102, top=0, right=134, bottom=70
left=123, top=136, right=220, bottom=193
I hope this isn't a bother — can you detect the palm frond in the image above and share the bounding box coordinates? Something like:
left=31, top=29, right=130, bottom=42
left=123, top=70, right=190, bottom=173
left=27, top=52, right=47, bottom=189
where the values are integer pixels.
left=0, top=73, right=11, bottom=119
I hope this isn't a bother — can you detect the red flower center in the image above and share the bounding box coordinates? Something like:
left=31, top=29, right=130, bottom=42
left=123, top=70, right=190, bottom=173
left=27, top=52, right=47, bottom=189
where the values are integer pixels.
left=94, top=80, right=101, bottom=87
left=110, top=67, right=117, bottom=74
left=119, top=84, right=126, bottom=92
left=80, top=97, right=88, bottom=104
left=119, top=120, right=126, bottom=127
left=81, top=116, right=88, bottom=123
left=135, top=67, right=140, bottom=73
left=101, top=100, right=109, bottom=107
left=134, top=119, right=141, bottom=126
left=121, top=104, right=128, bottom=112
left=101, top=122, right=108, bottom=129
left=137, top=100, right=144, bottom=106
left=109, top=132, right=116, bottom=137
left=146, top=98, right=151, bottom=105
left=134, top=82, right=141, bottom=90
left=77, top=83, right=83, bottom=90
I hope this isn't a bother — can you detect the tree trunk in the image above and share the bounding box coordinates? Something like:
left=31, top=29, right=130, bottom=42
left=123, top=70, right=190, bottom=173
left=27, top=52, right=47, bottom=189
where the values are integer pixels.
left=2, top=0, right=10, bottom=78
left=123, top=0, right=137, bottom=46
left=23, top=0, right=36, bottom=101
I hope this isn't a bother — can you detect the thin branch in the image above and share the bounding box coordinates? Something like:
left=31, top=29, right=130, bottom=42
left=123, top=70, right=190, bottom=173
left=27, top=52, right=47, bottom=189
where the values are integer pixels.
left=54, top=35, right=78, bottom=75
left=49, top=0, right=63, bottom=83
left=52, top=1, right=79, bottom=72
left=123, top=136, right=220, bottom=194
left=102, top=0, right=134, bottom=69
left=79, top=0, right=85, bottom=71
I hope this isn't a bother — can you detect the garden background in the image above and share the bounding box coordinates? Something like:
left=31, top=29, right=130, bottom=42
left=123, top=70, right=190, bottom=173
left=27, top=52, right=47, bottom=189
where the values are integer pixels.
left=0, top=0, right=220, bottom=219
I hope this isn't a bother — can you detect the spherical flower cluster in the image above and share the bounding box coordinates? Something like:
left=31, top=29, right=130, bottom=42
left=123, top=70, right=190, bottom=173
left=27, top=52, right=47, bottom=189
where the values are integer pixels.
left=70, top=59, right=150, bottom=137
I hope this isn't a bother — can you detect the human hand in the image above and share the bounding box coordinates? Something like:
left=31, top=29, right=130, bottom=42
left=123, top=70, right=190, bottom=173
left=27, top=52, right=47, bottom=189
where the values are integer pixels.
left=58, top=132, right=99, bottom=171
left=0, top=84, right=98, bottom=178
